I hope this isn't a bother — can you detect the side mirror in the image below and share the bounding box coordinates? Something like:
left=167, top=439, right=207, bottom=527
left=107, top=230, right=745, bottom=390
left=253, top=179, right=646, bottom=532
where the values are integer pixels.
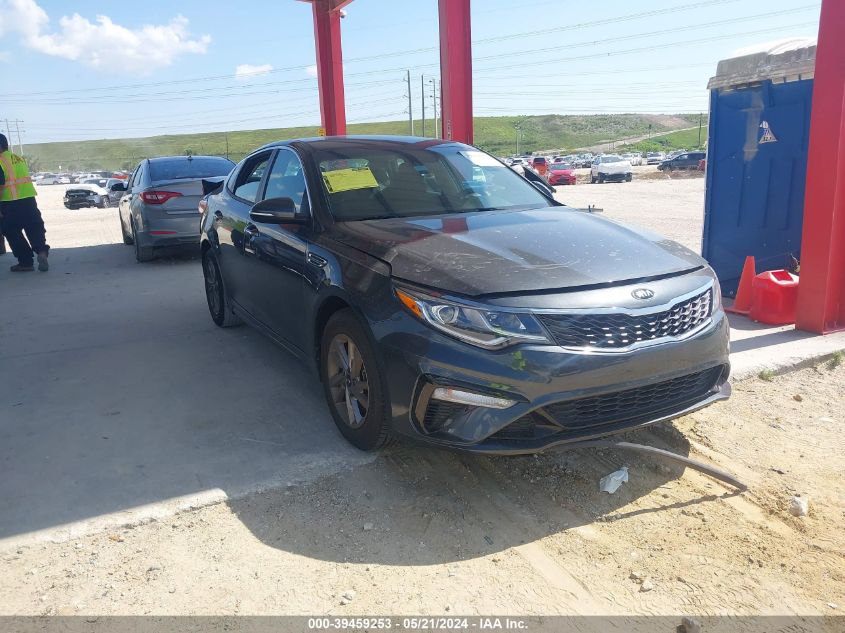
left=250, top=197, right=302, bottom=223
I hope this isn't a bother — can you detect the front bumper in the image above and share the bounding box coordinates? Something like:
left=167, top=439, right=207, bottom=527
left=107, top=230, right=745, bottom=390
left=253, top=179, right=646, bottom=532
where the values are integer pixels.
left=377, top=309, right=730, bottom=455
left=599, top=172, right=630, bottom=182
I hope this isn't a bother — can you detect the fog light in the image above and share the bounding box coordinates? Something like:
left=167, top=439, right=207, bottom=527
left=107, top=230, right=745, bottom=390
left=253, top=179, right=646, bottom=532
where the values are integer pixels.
left=432, top=387, right=516, bottom=409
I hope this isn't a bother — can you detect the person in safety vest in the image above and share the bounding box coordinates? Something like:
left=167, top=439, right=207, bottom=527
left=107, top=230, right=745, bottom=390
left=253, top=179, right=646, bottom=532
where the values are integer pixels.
left=0, top=133, right=49, bottom=272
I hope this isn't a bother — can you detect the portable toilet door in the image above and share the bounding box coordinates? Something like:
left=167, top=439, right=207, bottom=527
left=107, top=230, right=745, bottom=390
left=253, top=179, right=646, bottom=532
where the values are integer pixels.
left=702, top=39, right=816, bottom=297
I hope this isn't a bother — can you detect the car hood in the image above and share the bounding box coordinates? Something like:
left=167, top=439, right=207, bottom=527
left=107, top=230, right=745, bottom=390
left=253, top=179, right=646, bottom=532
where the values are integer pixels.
left=326, top=207, right=705, bottom=297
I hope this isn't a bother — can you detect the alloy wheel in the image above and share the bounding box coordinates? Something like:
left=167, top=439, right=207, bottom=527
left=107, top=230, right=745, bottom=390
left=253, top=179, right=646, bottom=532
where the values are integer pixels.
left=326, top=334, right=369, bottom=429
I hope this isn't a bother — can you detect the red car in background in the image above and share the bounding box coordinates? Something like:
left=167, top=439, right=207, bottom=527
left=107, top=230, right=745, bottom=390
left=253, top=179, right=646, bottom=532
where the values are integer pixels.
left=530, top=156, right=548, bottom=177
left=547, top=162, right=576, bottom=185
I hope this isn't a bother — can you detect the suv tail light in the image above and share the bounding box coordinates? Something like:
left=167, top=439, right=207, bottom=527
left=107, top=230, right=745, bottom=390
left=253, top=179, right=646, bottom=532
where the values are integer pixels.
left=141, top=190, right=183, bottom=205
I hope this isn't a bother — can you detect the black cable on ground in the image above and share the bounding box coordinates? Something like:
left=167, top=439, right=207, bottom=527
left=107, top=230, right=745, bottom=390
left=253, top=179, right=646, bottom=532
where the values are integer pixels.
left=564, top=440, right=747, bottom=491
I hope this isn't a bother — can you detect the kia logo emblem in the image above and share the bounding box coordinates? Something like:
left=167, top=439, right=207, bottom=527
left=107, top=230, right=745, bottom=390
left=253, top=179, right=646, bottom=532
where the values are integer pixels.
left=632, top=288, right=655, bottom=300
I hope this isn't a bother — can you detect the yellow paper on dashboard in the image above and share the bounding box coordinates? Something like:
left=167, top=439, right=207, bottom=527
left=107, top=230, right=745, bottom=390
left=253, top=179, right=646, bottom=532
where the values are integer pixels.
left=322, top=167, right=379, bottom=193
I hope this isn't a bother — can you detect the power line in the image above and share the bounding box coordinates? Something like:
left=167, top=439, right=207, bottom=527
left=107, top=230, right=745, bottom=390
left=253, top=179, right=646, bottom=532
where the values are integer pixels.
left=0, top=0, right=776, bottom=99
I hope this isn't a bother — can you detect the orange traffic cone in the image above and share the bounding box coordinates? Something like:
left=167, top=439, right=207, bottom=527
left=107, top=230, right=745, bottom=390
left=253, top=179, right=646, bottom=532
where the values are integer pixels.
left=726, top=256, right=756, bottom=315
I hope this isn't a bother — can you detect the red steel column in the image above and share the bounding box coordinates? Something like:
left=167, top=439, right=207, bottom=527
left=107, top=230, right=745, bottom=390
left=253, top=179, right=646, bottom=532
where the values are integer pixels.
left=438, top=0, right=473, bottom=144
left=796, top=0, right=845, bottom=333
left=311, top=0, right=351, bottom=136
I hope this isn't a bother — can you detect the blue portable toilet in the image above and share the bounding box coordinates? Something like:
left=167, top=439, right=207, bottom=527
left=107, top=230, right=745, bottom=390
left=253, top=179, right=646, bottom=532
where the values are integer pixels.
left=702, top=39, right=816, bottom=297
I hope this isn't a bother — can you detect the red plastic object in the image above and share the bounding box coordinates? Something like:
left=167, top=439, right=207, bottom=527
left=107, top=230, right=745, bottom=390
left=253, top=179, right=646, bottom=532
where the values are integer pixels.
left=749, top=270, right=800, bottom=325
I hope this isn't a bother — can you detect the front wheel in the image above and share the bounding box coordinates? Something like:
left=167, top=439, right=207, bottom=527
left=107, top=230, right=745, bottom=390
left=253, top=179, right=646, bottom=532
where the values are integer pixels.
left=625, top=173, right=633, bottom=182
left=598, top=174, right=605, bottom=184
left=591, top=175, right=597, bottom=184
left=320, top=309, right=393, bottom=451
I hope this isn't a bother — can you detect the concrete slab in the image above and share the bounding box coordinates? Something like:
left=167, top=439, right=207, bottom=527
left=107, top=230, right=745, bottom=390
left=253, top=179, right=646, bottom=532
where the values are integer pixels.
left=0, top=202, right=371, bottom=549
left=727, top=312, right=845, bottom=379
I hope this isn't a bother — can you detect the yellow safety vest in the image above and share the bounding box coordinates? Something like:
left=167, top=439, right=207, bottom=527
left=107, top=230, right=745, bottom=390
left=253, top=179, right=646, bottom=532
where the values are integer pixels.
left=0, top=150, right=37, bottom=202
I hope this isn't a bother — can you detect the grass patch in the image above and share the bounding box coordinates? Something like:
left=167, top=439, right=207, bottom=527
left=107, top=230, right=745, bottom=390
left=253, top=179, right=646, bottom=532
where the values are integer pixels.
left=27, top=113, right=704, bottom=172
left=826, top=351, right=844, bottom=370
left=758, top=369, right=776, bottom=382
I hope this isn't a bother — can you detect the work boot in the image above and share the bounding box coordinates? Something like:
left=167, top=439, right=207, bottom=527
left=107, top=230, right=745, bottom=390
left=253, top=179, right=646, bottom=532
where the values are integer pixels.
left=37, top=249, right=49, bottom=272
left=10, top=263, right=35, bottom=272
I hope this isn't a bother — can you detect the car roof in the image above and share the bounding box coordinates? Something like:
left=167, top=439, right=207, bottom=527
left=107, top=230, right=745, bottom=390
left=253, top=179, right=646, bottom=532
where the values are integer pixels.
left=147, top=155, right=233, bottom=163
left=257, top=135, right=467, bottom=153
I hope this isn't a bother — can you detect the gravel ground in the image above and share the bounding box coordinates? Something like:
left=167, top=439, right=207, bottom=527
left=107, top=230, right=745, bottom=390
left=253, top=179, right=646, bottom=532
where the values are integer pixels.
left=1, top=362, right=843, bottom=617
left=554, top=168, right=705, bottom=254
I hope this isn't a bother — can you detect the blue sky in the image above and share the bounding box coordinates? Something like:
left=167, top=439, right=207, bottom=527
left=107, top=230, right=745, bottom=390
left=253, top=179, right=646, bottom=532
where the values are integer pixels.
left=0, top=0, right=821, bottom=144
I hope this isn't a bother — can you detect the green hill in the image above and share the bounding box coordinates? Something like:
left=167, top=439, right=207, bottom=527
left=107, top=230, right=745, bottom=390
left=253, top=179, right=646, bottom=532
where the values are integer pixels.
left=24, top=113, right=705, bottom=172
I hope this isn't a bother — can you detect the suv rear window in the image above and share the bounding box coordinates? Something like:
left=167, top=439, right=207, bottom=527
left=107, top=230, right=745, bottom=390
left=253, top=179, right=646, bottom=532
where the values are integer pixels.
left=148, top=157, right=234, bottom=182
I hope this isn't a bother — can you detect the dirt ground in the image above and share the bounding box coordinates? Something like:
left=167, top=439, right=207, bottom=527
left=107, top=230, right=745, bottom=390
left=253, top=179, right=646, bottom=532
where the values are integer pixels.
left=2, top=359, right=843, bottom=618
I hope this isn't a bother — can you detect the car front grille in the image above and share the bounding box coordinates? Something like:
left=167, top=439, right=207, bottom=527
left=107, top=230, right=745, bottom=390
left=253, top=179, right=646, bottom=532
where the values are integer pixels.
left=489, top=365, right=725, bottom=442
left=537, top=288, right=712, bottom=350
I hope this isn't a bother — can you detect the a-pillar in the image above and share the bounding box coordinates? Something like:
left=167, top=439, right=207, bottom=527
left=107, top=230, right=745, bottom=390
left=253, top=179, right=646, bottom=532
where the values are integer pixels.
left=310, top=0, right=352, bottom=136
left=796, top=0, right=845, bottom=333
left=438, top=0, right=473, bottom=144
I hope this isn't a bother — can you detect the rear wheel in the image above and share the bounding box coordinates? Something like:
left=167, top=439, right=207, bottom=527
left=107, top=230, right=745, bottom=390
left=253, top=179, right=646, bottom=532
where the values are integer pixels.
left=320, top=309, right=393, bottom=451
left=202, top=249, right=241, bottom=327
left=591, top=175, right=597, bottom=184
left=625, top=173, right=633, bottom=182
left=598, top=174, right=605, bottom=184
left=132, top=220, right=154, bottom=262
left=99, top=196, right=110, bottom=208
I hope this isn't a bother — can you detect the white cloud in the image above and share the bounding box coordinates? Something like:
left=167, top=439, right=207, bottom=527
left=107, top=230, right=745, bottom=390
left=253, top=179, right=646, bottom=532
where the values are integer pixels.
left=0, top=0, right=210, bottom=73
left=305, top=64, right=318, bottom=78
left=235, top=63, right=274, bottom=80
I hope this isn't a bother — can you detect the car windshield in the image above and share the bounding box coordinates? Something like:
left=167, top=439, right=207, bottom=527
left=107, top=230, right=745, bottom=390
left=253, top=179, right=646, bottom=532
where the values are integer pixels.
left=313, top=143, right=551, bottom=221
left=148, top=157, right=234, bottom=182
left=601, top=156, right=624, bottom=163
left=551, top=164, right=572, bottom=171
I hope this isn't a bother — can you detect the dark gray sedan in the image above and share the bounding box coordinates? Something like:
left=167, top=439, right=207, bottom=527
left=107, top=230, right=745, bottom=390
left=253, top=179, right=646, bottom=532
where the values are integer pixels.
left=199, top=136, right=730, bottom=453
left=116, top=155, right=234, bottom=261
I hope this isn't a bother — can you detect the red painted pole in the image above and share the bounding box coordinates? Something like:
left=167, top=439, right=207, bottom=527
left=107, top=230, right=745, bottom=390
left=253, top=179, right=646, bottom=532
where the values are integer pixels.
left=796, top=0, right=845, bottom=334
left=311, top=0, right=348, bottom=136
left=438, top=0, right=473, bottom=144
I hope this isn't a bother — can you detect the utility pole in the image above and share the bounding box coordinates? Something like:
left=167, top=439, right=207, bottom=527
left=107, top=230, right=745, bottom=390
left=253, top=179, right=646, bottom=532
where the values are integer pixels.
left=698, top=113, right=703, bottom=147
left=430, top=78, right=439, bottom=138
left=14, top=120, right=23, bottom=155
left=4, top=120, right=11, bottom=147
left=420, top=75, right=426, bottom=137
left=225, top=132, right=229, bottom=160
left=405, top=70, right=414, bottom=136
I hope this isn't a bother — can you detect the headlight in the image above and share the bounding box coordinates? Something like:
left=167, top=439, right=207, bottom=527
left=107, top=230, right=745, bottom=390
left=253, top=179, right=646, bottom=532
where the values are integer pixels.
left=711, top=277, right=723, bottom=314
left=395, top=287, right=551, bottom=349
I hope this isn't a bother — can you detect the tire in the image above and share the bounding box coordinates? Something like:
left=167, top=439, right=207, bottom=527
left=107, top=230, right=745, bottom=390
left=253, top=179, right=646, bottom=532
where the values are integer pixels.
left=625, top=173, right=633, bottom=182
left=132, top=220, right=154, bottom=262
left=202, top=249, right=242, bottom=328
left=590, top=176, right=597, bottom=184
left=120, top=215, right=134, bottom=245
left=598, top=174, right=605, bottom=184
left=98, top=196, right=109, bottom=209
left=320, top=309, right=394, bottom=451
